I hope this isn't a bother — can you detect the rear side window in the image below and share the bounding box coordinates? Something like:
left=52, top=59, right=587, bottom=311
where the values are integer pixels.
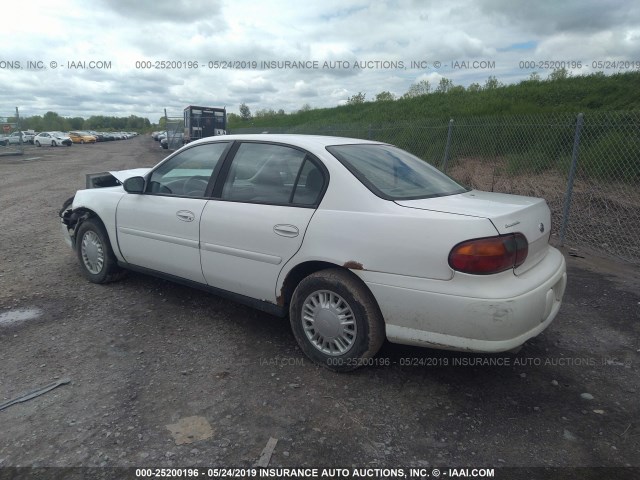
left=327, top=144, right=466, bottom=200
left=221, top=143, right=325, bottom=206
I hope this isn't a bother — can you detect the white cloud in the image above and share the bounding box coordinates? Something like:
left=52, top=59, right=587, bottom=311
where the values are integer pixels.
left=1, top=0, right=638, bottom=120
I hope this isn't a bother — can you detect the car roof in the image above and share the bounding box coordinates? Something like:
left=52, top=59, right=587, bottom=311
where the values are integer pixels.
left=189, top=134, right=385, bottom=150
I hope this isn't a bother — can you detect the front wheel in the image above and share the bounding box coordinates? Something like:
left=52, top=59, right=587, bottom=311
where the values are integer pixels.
left=75, top=218, right=125, bottom=283
left=35, top=141, right=41, bottom=147
left=289, top=268, right=385, bottom=372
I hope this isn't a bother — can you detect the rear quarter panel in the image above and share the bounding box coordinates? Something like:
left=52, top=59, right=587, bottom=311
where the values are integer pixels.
left=291, top=204, right=499, bottom=280
left=277, top=149, right=501, bottom=293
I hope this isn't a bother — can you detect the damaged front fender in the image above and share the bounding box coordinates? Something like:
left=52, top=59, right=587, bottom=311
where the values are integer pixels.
left=59, top=196, right=91, bottom=249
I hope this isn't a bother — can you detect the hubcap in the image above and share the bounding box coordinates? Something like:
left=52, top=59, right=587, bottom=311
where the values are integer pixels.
left=302, top=290, right=357, bottom=356
left=81, top=230, right=104, bottom=274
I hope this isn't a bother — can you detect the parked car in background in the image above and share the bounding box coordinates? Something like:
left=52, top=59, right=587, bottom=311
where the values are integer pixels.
left=7, top=131, right=35, bottom=145
left=68, top=131, right=97, bottom=144
left=160, top=133, right=184, bottom=149
left=0, top=135, right=8, bottom=146
left=87, top=131, right=105, bottom=142
left=59, top=134, right=567, bottom=371
left=22, top=131, right=36, bottom=144
left=34, top=131, right=72, bottom=147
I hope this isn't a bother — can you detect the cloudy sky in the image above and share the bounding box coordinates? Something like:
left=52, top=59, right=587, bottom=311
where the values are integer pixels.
left=1, top=0, right=639, bottom=122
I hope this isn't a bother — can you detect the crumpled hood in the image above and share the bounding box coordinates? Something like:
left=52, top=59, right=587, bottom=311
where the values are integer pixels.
left=109, top=168, right=152, bottom=183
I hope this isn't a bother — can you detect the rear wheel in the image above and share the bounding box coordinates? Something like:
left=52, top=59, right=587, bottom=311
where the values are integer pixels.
left=35, top=140, right=41, bottom=147
left=75, top=218, right=125, bottom=283
left=289, top=268, right=385, bottom=372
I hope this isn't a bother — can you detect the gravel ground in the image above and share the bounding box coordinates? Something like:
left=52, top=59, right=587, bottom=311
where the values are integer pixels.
left=0, top=137, right=638, bottom=476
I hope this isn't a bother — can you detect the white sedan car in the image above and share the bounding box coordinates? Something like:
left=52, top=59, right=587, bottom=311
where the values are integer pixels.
left=34, top=131, right=72, bottom=147
left=59, top=134, right=566, bottom=370
left=7, top=131, right=34, bottom=144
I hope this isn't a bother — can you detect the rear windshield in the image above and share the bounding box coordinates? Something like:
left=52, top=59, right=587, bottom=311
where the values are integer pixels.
left=327, top=144, right=466, bottom=200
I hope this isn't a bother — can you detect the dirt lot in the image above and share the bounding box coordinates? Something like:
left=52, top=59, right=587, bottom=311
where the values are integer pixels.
left=0, top=138, right=638, bottom=476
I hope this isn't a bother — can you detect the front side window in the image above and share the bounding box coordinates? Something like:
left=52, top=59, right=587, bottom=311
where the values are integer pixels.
left=327, top=144, right=466, bottom=200
left=147, top=142, right=229, bottom=197
left=221, top=143, right=324, bottom=205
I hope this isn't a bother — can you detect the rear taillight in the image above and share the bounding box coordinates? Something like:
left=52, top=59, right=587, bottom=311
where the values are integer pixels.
left=448, top=233, right=528, bottom=275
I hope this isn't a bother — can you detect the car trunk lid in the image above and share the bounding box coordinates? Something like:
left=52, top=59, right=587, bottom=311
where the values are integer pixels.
left=396, top=190, right=552, bottom=274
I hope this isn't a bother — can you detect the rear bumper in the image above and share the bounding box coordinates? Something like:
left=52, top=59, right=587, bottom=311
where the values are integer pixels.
left=360, top=247, right=567, bottom=352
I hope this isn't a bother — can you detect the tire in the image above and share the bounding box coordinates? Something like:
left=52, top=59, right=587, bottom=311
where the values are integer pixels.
left=80, top=140, right=85, bottom=144
left=75, top=218, right=125, bottom=284
left=52, top=141, right=57, bottom=147
left=289, top=268, right=385, bottom=372
left=35, top=141, right=41, bottom=147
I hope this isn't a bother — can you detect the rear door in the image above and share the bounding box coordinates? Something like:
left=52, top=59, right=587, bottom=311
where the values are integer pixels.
left=200, top=142, right=327, bottom=302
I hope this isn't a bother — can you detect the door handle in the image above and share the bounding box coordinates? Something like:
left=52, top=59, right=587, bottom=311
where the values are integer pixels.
left=273, top=224, right=299, bottom=237
left=176, top=210, right=195, bottom=222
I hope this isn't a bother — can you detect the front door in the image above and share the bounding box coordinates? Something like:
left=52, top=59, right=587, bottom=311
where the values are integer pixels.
left=117, top=141, right=230, bottom=283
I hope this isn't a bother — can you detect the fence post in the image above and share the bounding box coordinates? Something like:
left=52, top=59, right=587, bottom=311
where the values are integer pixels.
left=441, top=118, right=454, bottom=172
left=560, top=112, right=584, bottom=246
left=15, top=107, right=23, bottom=153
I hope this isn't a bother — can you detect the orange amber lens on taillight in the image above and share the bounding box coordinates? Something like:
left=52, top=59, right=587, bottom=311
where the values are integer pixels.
left=448, top=233, right=528, bottom=275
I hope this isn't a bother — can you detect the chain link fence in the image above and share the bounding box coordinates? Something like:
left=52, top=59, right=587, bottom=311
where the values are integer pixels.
left=232, top=112, right=640, bottom=264
left=0, top=107, right=24, bottom=156
left=163, top=110, right=185, bottom=151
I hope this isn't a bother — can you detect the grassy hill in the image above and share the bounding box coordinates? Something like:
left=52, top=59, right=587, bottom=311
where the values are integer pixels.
left=229, top=72, right=640, bottom=182
left=229, top=71, right=640, bottom=130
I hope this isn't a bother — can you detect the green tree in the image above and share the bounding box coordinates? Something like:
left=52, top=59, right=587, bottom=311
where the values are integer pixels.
left=239, top=103, right=252, bottom=121
left=346, top=92, right=366, bottom=105
left=403, top=80, right=431, bottom=98
left=548, top=68, right=569, bottom=81
left=467, top=83, right=482, bottom=92
left=255, top=108, right=278, bottom=118
left=375, top=91, right=395, bottom=102
left=23, top=115, right=43, bottom=131
left=69, top=117, right=85, bottom=129
left=435, top=77, right=454, bottom=93
left=528, top=72, right=541, bottom=82
left=42, top=111, right=66, bottom=131
left=484, top=75, right=502, bottom=90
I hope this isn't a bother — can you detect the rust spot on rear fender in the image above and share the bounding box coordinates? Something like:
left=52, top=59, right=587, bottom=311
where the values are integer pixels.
left=343, top=261, right=364, bottom=270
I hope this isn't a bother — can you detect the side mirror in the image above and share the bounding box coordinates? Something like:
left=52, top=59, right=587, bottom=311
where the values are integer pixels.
left=123, top=176, right=145, bottom=194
